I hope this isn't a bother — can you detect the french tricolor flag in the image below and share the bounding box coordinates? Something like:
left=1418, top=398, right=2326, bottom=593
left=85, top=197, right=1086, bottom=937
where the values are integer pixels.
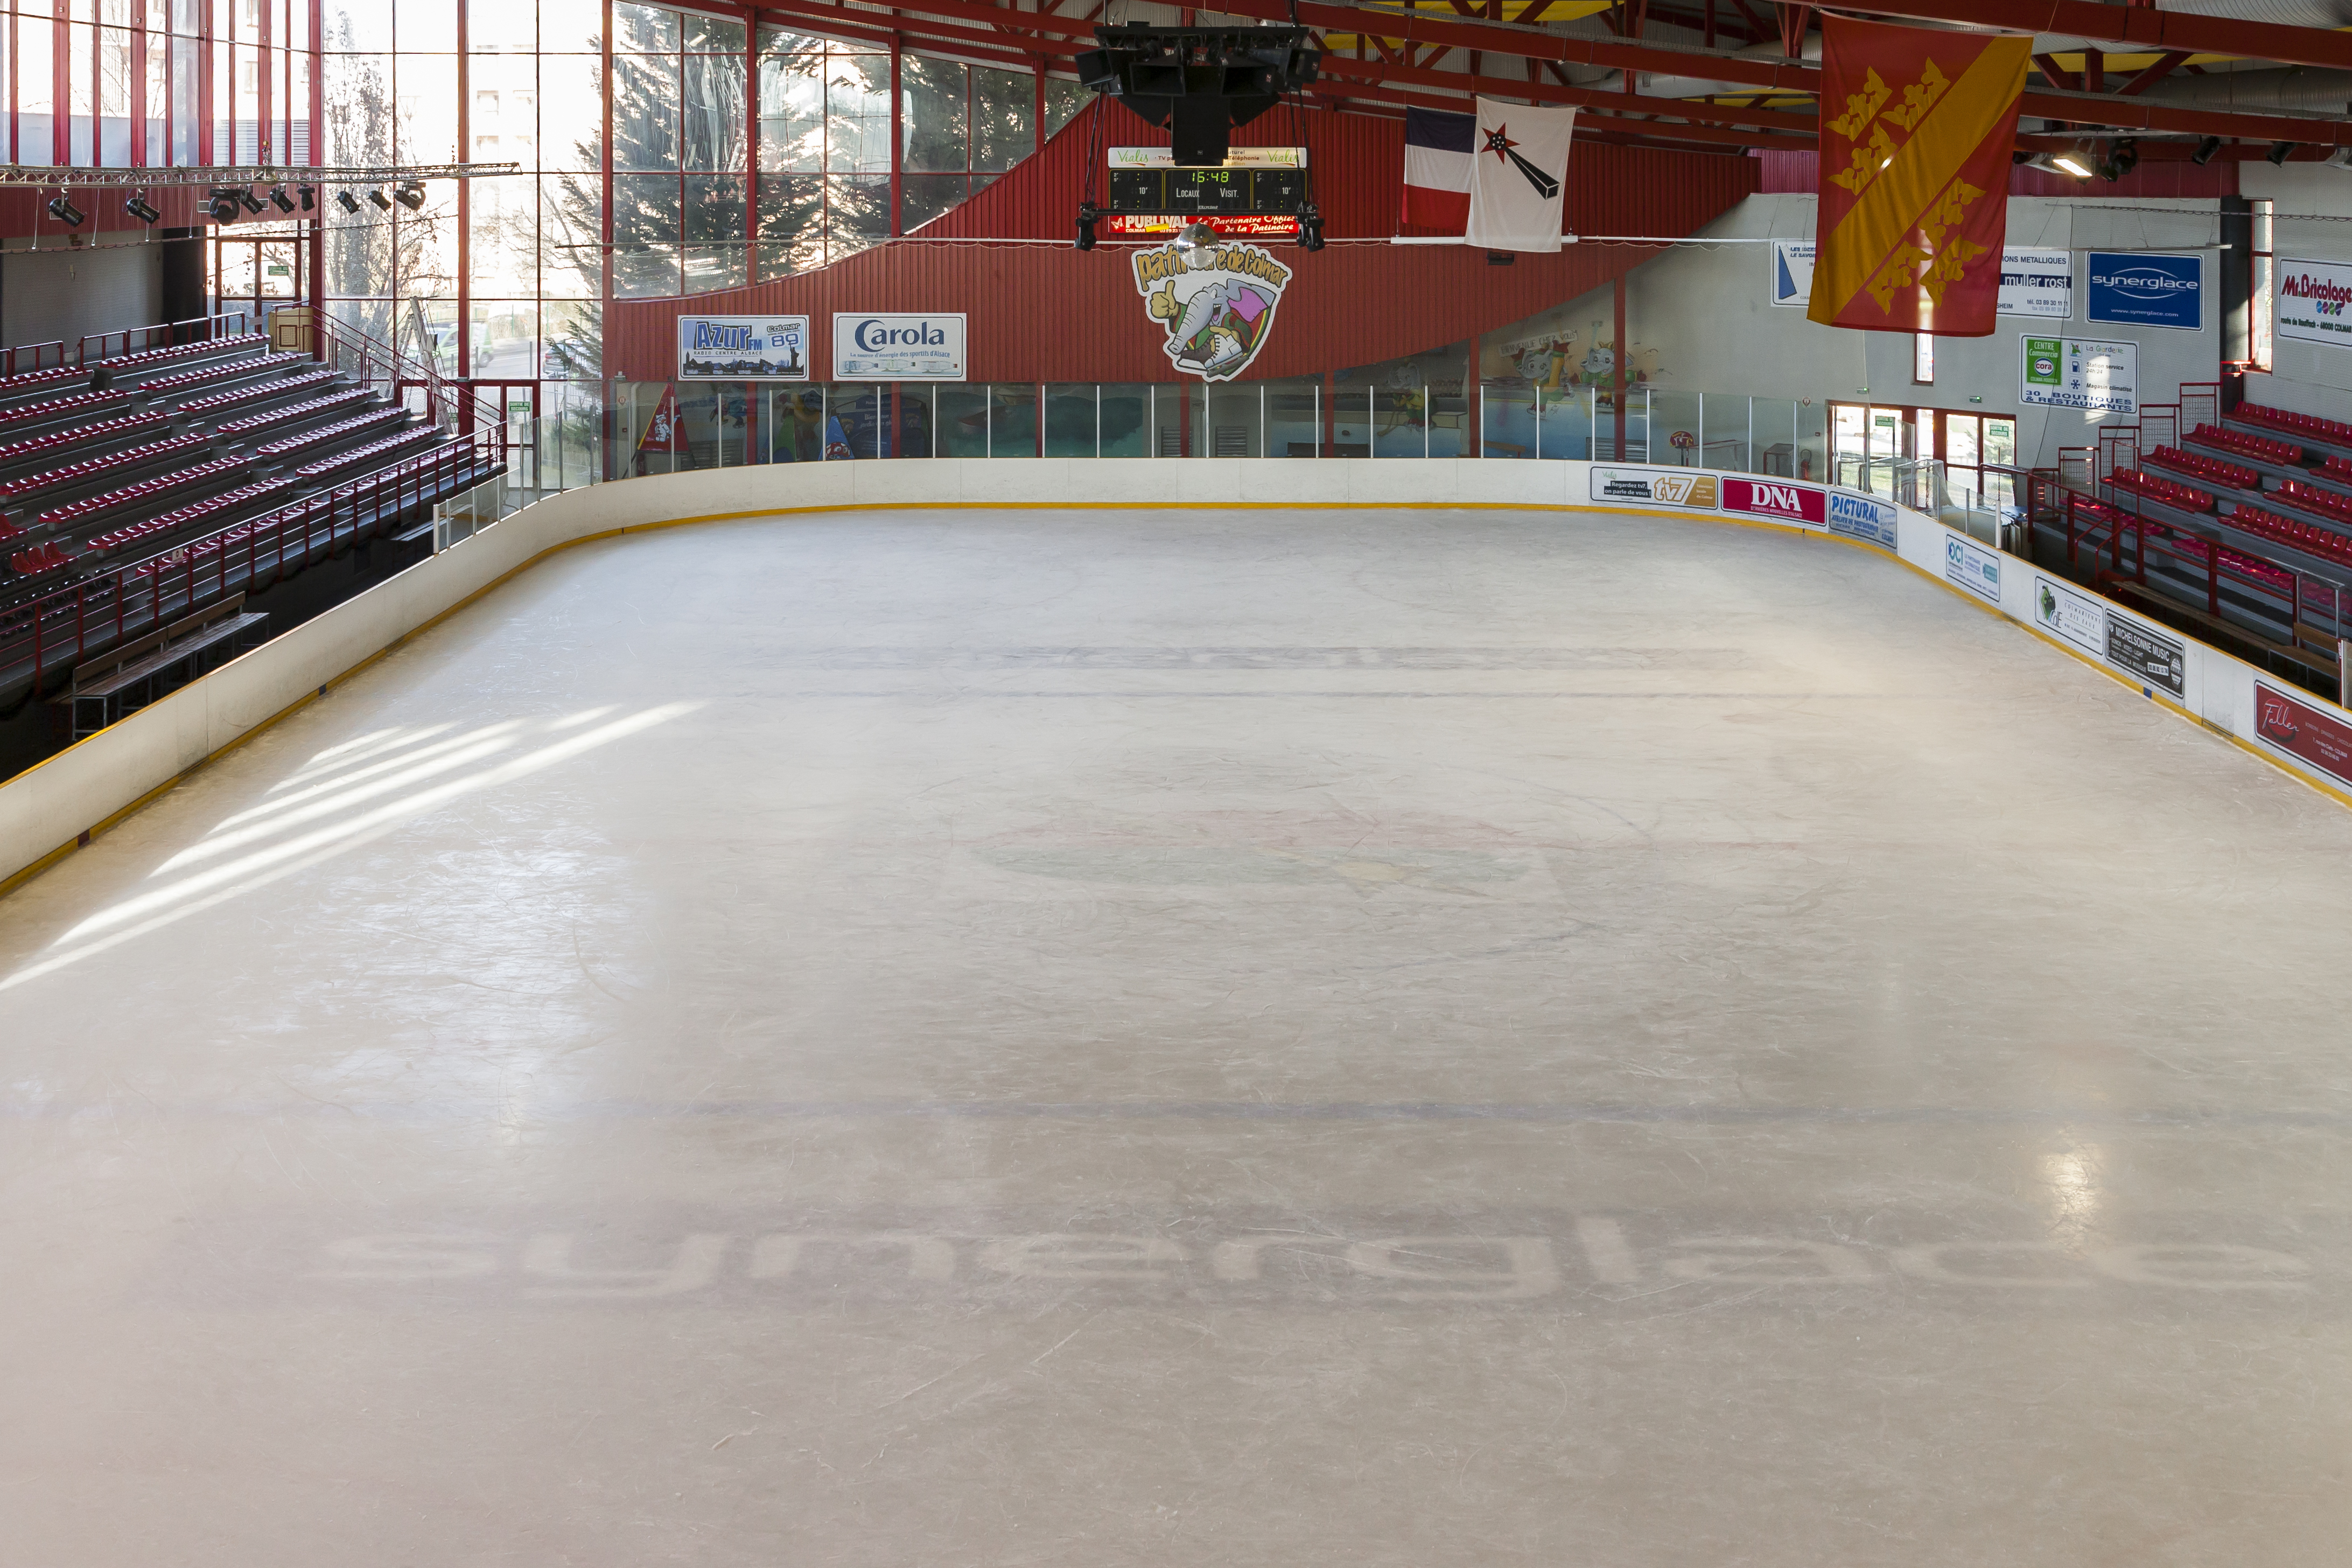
left=1402, top=107, right=1474, bottom=232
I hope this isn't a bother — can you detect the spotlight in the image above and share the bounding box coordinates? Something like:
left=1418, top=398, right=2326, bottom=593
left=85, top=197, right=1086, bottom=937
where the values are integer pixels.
left=394, top=180, right=426, bottom=211
left=337, top=188, right=361, bottom=214
left=1172, top=220, right=1217, bottom=261
left=368, top=187, right=393, bottom=211
left=2099, top=137, right=2139, bottom=182
left=2192, top=136, right=2224, bottom=166
left=45, top=194, right=85, bottom=227
left=1074, top=200, right=1098, bottom=253
left=2326, top=148, right=2352, bottom=172
left=124, top=192, right=160, bottom=225
left=268, top=184, right=295, bottom=213
left=2026, top=149, right=2095, bottom=179
left=1296, top=201, right=1324, bottom=254
left=295, top=183, right=316, bottom=212
left=235, top=187, right=264, bottom=215
left=208, top=187, right=242, bottom=222
left=2270, top=140, right=2297, bottom=165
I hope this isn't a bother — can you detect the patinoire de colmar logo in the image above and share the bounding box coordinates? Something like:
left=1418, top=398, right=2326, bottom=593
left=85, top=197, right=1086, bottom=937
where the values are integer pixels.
left=1132, top=240, right=1292, bottom=382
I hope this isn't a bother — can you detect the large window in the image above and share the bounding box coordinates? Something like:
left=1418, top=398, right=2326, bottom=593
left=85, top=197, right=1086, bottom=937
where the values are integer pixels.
left=311, top=1, right=1080, bottom=412
left=3, top=0, right=286, bottom=169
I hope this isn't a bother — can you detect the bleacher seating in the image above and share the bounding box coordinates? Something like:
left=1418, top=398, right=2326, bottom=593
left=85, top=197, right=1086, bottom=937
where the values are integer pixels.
left=0, top=411, right=171, bottom=468
left=2224, top=503, right=2352, bottom=568
left=254, top=408, right=407, bottom=463
left=0, top=363, right=96, bottom=398
left=2144, top=446, right=2260, bottom=493
left=2187, top=422, right=2302, bottom=468
left=2271, top=478, right=2352, bottom=529
left=2141, top=521, right=2297, bottom=592
left=2108, top=467, right=2215, bottom=513
left=34, top=455, right=253, bottom=533
left=8, top=540, right=75, bottom=577
left=296, top=425, right=444, bottom=481
left=2320, top=456, right=2352, bottom=487
left=212, top=388, right=375, bottom=439
left=138, top=352, right=308, bottom=402
left=83, top=477, right=299, bottom=555
left=176, top=369, right=339, bottom=421
left=2234, top=403, right=2352, bottom=449
left=0, top=388, right=133, bottom=432
left=0, top=434, right=214, bottom=506
left=90, top=333, right=269, bottom=383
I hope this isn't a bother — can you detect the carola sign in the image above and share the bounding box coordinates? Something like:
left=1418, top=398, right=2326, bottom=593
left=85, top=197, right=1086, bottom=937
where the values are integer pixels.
left=832, top=313, right=966, bottom=381
left=1720, top=477, right=1826, bottom=528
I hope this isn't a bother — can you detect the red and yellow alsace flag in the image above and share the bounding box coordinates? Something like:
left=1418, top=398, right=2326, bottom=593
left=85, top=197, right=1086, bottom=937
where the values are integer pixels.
left=1808, top=18, right=2031, bottom=337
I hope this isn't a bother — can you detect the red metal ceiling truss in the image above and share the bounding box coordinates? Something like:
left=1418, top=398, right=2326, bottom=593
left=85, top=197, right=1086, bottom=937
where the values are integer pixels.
left=749, top=0, right=2352, bottom=151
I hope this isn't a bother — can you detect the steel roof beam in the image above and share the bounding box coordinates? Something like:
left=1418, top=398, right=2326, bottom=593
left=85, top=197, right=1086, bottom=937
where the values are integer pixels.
left=1830, top=0, right=2352, bottom=74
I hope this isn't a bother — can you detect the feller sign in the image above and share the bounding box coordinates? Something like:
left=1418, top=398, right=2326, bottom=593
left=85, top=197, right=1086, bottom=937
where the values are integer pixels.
left=1132, top=241, right=1292, bottom=382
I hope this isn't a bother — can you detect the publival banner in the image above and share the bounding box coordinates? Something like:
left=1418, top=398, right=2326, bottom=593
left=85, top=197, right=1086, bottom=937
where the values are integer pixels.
left=1808, top=17, right=2031, bottom=337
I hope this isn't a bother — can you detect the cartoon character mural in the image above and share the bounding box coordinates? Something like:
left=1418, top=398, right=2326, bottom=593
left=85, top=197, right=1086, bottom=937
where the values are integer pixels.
left=1133, top=241, right=1293, bottom=383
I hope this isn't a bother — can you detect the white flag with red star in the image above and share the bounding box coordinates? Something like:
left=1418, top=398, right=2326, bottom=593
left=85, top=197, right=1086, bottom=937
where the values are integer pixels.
left=1465, top=97, right=1576, bottom=254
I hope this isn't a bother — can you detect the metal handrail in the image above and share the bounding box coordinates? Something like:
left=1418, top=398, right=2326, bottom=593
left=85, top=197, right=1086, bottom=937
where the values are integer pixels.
left=73, top=311, right=252, bottom=368
left=0, top=431, right=501, bottom=697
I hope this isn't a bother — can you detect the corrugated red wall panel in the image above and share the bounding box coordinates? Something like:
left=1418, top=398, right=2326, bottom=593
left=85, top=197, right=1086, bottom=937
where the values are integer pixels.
left=1759, top=147, right=2240, bottom=200
left=608, top=103, right=1760, bottom=384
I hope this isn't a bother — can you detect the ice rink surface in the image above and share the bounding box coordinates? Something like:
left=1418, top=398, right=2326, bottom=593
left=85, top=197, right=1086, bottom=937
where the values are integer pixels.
left=4, top=503, right=2352, bottom=1565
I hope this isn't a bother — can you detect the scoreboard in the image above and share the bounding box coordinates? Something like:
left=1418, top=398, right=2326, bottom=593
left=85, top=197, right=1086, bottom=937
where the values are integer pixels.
left=1109, top=165, right=1306, bottom=217
left=1104, top=147, right=1306, bottom=236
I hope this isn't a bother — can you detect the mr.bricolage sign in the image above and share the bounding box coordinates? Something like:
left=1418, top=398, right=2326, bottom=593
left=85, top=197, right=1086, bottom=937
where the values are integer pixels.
left=1132, top=241, right=1292, bottom=382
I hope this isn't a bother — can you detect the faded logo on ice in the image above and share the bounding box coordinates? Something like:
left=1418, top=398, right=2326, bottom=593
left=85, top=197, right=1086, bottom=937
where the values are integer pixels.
left=1132, top=241, right=1292, bottom=382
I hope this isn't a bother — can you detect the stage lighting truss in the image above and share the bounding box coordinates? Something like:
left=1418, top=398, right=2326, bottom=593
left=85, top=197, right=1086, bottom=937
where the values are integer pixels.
left=1076, top=23, right=1319, bottom=166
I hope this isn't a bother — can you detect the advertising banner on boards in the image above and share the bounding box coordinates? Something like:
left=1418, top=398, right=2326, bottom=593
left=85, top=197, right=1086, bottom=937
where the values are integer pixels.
left=1775, top=242, right=2070, bottom=317
left=833, top=313, right=966, bottom=381
left=1590, top=466, right=1719, bottom=508
left=1720, top=477, right=1826, bottom=528
left=1999, top=249, right=2073, bottom=319
left=2021, top=334, right=2137, bottom=414
left=1945, top=534, right=2003, bottom=603
left=2032, top=573, right=2105, bottom=654
left=2106, top=615, right=2187, bottom=696
left=2277, top=257, right=2352, bottom=349
left=1826, top=489, right=1899, bottom=549
left=2253, top=681, right=2352, bottom=787
left=2085, top=252, right=2202, bottom=331
left=677, top=316, right=808, bottom=381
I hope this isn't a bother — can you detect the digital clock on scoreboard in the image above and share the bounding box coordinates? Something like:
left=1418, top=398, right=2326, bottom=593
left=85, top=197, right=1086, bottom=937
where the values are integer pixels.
left=1104, top=148, right=1307, bottom=217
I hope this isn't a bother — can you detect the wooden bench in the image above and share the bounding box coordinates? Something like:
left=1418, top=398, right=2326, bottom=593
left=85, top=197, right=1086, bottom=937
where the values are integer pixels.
left=59, top=592, right=268, bottom=737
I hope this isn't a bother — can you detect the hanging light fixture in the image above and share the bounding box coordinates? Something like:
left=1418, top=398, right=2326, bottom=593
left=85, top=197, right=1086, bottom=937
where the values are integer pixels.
left=268, top=185, right=295, bottom=213
left=45, top=194, right=86, bottom=227
left=2191, top=136, right=2224, bottom=166
left=295, top=183, right=317, bottom=211
left=235, top=187, right=265, bottom=215
left=394, top=180, right=428, bottom=211
left=125, top=192, right=162, bottom=225
left=337, top=188, right=362, bottom=213
left=208, top=187, right=243, bottom=222
left=368, top=187, right=394, bottom=210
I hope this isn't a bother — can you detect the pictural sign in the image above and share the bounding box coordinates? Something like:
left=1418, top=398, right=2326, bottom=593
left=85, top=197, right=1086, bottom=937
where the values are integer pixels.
left=1131, top=239, right=1292, bottom=382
